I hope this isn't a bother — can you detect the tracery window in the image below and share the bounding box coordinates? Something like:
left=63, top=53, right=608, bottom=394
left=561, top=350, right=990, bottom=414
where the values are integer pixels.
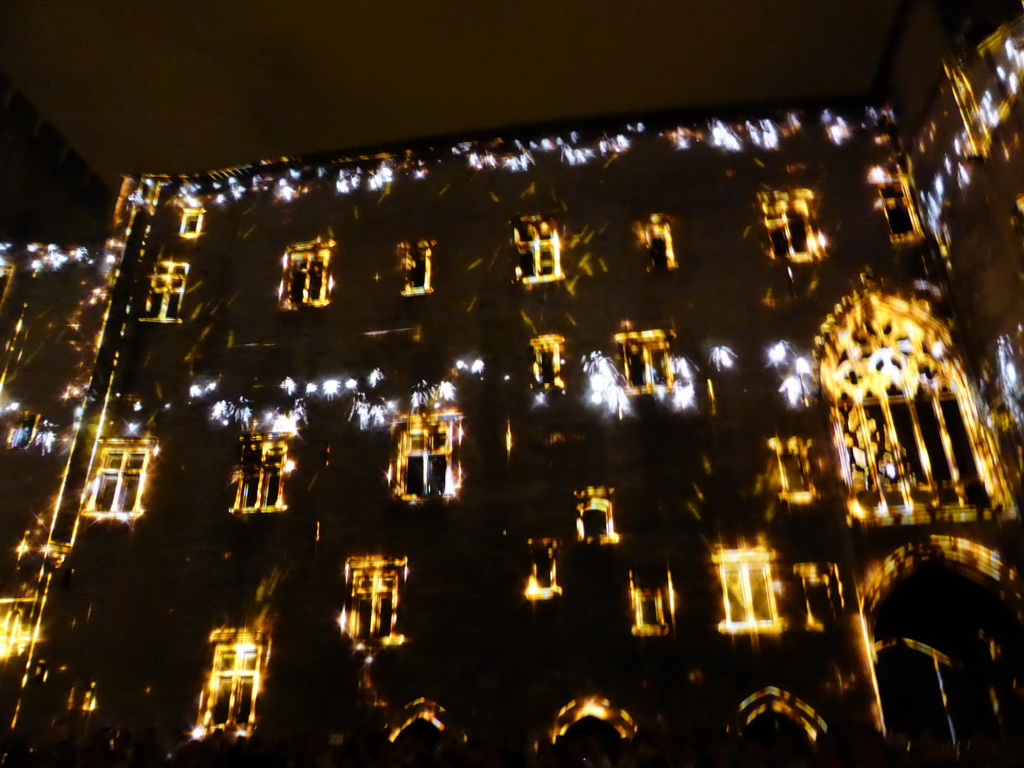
left=512, top=215, right=562, bottom=284
left=530, top=334, right=565, bottom=390
left=714, top=547, right=782, bottom=634
left=141, top=261, right=189, bottom=322
left=196, top=629, right=267, bottom=737
left=819, top=294, right=1010, bottom=524
left=613, top=329, right=674, bottom=394
left=758, top=190, right=824, bottom=263
left=279, top=239, right=333, bottom=309
left=84, top=438, right=156, bottom=520
left=232, top=433, right=291, bottom=513
left=390, top=412, right=462, bottom=501
left=342, top=556, right=407, bottom=647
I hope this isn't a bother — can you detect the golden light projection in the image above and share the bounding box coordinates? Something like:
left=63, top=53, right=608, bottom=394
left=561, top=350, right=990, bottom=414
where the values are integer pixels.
left=0, top=597, right=36, bottom=658
left=400, top=240, right=435, bottom=296
left=512, top=215, right=563, bottom=284
left=530, top=334, right=566, bottom=390
left=550, top=698, right=637, bottom=741
left=6, top=412, right=40, bottom=450
left=629, top=570, right=673, bottom=636
left=945, top=62, right=991, bottom=159
left=388, top=698, right=446, bottom=742
left=867, top=164, right=924, bottom=244
left=818, top=293, right=1012, bottom=524
left=574, top=486, right=619, bottom=544
left=341, top=556, right=408, bottom=647
left=390, top=411, right=462, bottom=501
left=278, top=238, right=334, bottom=309
left=83, top=438, right=156, bottom=521
left=713, top=546, right=783, bottom=634
left=179, top=207, right=204, bottom=238
left=758, top=189, right=825, bottom=263
left=232, top=433, right=291, bottom=514
left=641, top=213, right=676, bottom=270
left=195, top=628, right=268, bottom=738
left=613, top=328, right=674, bottom=394
left=737, top=687, right=828, bottom=742
left=525, top=539, right=561, bottom=601
left=140, top=261, right=189, bottom=323
left=768, top=437, right=815, bottom=504
left=793, top=562, right=844, bottom=631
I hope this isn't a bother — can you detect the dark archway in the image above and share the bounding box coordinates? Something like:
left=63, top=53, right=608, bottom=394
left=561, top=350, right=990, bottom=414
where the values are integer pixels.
left=874, top=561, right=1024, bottom=741
left=744, top=710, right=813, bottom=761
left=557, top=716, right=624, bottom=765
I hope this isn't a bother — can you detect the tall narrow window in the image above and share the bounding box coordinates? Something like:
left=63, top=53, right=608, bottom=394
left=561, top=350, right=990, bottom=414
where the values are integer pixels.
left=390, top=412, right=462, bottom=501
left=513, top=215, right=562, bottom=284
left=180, top=208, right=204, bottom=238
left=614, top=329, right=674, bottom=394
left=793, top=563, right=844, bottom=631
left=84, top=439, right=156, bottom=520
left=400, top=240, right=435, bottom=296
left=530, top=334, right=565, bottom=390
left=279, top=239, right=333, bottom=309
left=869, top=164, right=923, bottom=243
left=0, top=597, right=35, bottom=658
left=0, top=262, right=13, bottom=309
left=232, top=433, right=291, bottom=513
left=342, top=556, right=407, bottom=646
left=6, top=412, right=39, bottom=450
left=525, top=539, right=561, bottom=600
left=714, top=547, right=782, bottom=634
left=141, top=261, right=189, bottom=322
left=197, top=629, right=267, bottom=737
left=758, top=190, right=825, bottom=263
left=629, top=570, right=674, bottom=636
left=945, top=62, right=991, bottom=159
left=642, top=214, right=676, bottom=270
left=575, top=486, right=619, bottom=544
left=768, top=437, right=815, bottom=504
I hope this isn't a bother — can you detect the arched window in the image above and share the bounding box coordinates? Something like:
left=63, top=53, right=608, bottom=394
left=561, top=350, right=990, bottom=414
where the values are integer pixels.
left=818, top=294, right=1009, bottom=524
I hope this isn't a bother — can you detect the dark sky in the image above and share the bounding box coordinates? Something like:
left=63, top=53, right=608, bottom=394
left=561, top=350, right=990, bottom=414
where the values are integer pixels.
left=0, top=2, right=902, bottom=184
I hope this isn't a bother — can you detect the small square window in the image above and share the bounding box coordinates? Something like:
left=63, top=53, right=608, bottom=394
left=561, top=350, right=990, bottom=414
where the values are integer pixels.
left=180, top=208, right=204, bottom=238
left=530, top=334, right=565, bottom=390
left=390, top=412, right=462, bottom=501
left=279, top=239, right=333, bottom=309
left=525, top=539, right=561, bottom=601
left=232, top=433, right=291, bottom=513
left=197, top=629, right=267, bottom=737
left=7, top=412, right=39, bottom=450
left=400, top=240, right=435, bottom=296
left=869, top=164, right=924, bottom=243
left=768, top=437, right=816, bottom=504
left=613, top=329, right=674, bottom=394
left=642, top=214, right=677, bottom=270
left=629, top=570, right=674, bottom=636
left=141, top=261, right=189, bottom=322
left=758, top=190, right=824, bottom=263
left=574, top=486, right=619, bottom=544
left=793, top=563, right=844, bottom=631
left=84, top=438, right=156, bottom=520
left=714, top=547, right=783, bottom=634
left=513, top=216, right=563, bottom=284
left=342, top=556, right=408, bottom=647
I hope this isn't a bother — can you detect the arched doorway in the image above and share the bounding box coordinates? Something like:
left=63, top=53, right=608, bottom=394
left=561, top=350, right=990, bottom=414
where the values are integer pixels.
left=388, top=698, right=448, bottom=743
left=737, top=687, right=827, bottom=744
left=550, top=698, right=635, bottom=764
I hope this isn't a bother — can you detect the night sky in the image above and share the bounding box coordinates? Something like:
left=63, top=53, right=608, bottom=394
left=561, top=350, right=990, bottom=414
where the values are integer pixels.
left=0, top=2, right=902, bottom=185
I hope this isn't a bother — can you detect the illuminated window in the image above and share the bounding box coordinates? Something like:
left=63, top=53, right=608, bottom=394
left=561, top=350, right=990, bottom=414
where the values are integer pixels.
left=0, top=262, right=12, bottom=308
left=574, top=486, right=619, bottom=544
left=84, top=438, right=156, bottom=520
left=945, top=62, right=990, bottom=159
left=0, top=598, right=35, bottom=658
left=714, top=547, right=782, bottom=634
left=141, top=261, right=189, bottom=322
left=390, top=412, right=462, bottom=501
left=232, top=433, right=290, bottom=513
left=525, top=539, right=561, bottom=600
left=642, top=214, right=676, bottom=270
left=768, top=437, right=815, bottom=504
left=758, top=190, right=824, bottom=263
left=512, top=215, right=562, bottom=284
left=197, top=629, right=267, bottom=737
left=400, top=240, right=434, bottom=296
left=342, top=556, right=407, bottom=646
left=279, top=239, right=333, bottom=309
left=869, top=164, right=923, bottom=243
left=6, top=412, right=39, bottom=450
left=530, top=334, right=565, bottom=390
left=180, top=208, right=204, bottom=238
left=629, top=571, right=674, bottom=636
left=794, top=563, right=844, bottom=631
left=614, top=329, right=674, bottom=394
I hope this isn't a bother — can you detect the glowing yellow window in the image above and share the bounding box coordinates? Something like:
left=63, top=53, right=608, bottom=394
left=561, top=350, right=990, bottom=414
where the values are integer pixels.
left=575, top=486, right=619, bottom=544
left=180, top=207, right=204, bottom=238
left=342, top=556, right=407, bottom=647
left=84, top=438, right=156, bottom=520
left=6, top=412, right=39, bottom=449
left=391, top=412, right=462, bottom=501
left=794, top=563, right=844, bottom=631
left=758, top=190, right=824, bottom=263
left=279, top=238, right=333, bottom=309
left=868, top=164, right=923, bottom=244
left=525, top=539, right=561, bottom=601
left=0, top=597, right=35, bottom=658
left=630, top=571, right=674, bottom=636
left=614, top=329, right=674, bottom=394
left=196, top=629, right=267, bottom=737
left=400, top=240, right=435, bottom=296
left=513, top=215, right=562, bottom=284
left=714, top=547, right=783, bottom=634
left=0, top=262, right=13, bottom=308
left=642, top=214, right=676, bottom=270
left=141, top=261, right=189, bottom=322
left=768, top=437, right=815, bottom=504
left=232, top=434, right=291, bottom=513
left=530, top=334, right=565, bottom=390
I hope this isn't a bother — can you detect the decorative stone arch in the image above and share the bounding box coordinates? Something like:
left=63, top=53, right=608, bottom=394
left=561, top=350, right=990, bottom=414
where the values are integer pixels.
left=550, top=697, right=637, bottom=742
left=388, top=698, right=449, bottom=742
left=737, top=687, right=828, bottom=742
